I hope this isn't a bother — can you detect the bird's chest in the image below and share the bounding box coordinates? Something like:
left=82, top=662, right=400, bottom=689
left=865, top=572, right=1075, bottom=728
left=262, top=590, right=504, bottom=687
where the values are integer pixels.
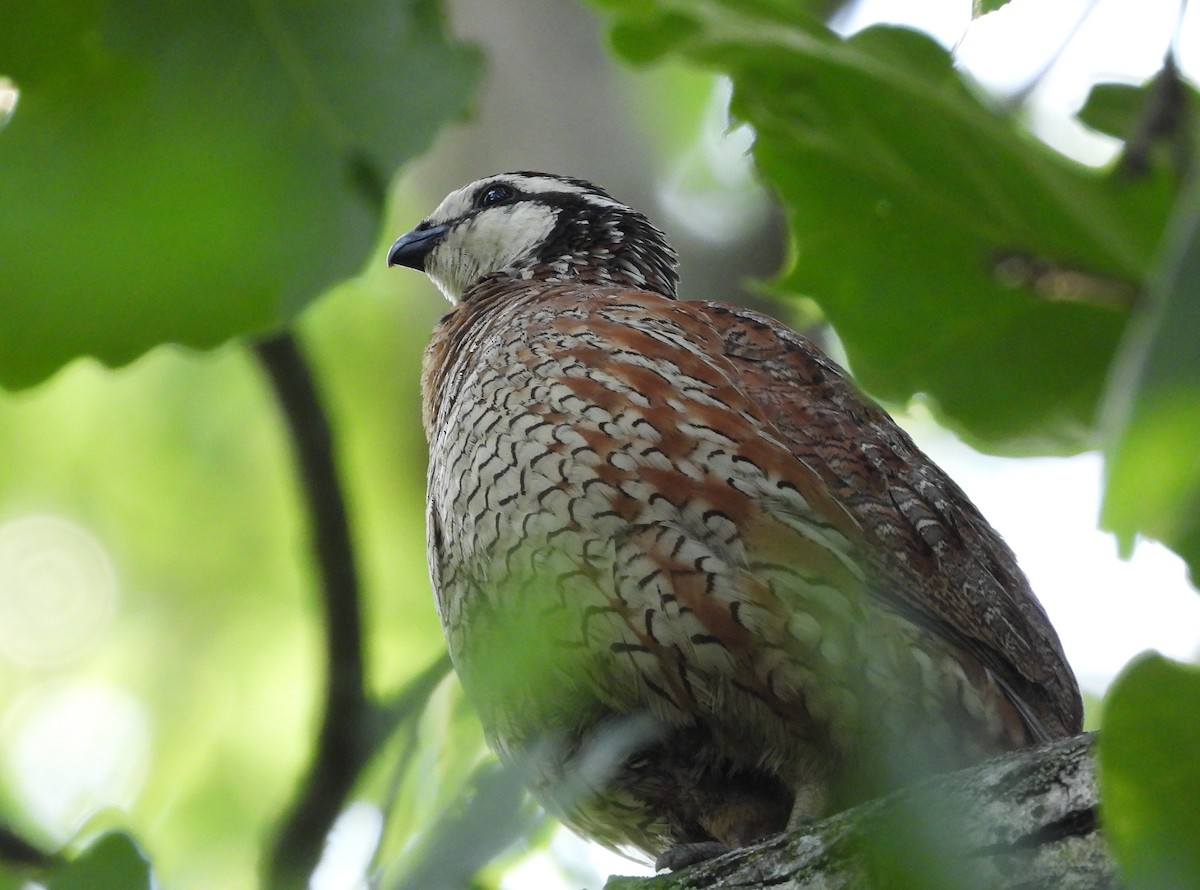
left=419, top=302, right=783, bottom=745
left=424, top=338, right=646, bottom=662
left=427, top=360, right=623, bottom=596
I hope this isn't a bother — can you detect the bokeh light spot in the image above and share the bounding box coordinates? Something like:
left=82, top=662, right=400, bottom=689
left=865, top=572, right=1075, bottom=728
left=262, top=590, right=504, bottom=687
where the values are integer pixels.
left=0, top=515, right=119, bottom=667
left=657, top=77, right=768, bottom=244
left=3, top=682, right=150, bottom=840
left=310, top=802, right=383, bottom=890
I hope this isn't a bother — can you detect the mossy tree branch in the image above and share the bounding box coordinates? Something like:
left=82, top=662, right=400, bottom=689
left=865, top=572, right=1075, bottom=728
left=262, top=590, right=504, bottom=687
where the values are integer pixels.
left=605, top=734, right=1113, bottom=890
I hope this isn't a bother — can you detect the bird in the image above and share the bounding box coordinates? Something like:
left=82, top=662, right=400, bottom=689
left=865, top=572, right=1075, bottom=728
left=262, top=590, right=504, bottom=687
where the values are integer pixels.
left=387, top=171, right=1083, bottom=869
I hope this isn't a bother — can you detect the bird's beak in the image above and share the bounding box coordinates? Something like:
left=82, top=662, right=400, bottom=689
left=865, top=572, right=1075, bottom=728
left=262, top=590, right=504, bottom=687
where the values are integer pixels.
left=387, top=223, right=448, bottom=270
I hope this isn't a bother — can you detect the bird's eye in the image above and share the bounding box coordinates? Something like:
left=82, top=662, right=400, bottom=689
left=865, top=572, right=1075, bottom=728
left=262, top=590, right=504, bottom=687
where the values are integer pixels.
left=477, top=184, right=515, bottom=208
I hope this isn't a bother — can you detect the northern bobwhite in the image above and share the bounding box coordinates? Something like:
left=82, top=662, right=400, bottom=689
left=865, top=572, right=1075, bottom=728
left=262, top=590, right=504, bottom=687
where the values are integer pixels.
left=387, top=172, right=1083, bottom=868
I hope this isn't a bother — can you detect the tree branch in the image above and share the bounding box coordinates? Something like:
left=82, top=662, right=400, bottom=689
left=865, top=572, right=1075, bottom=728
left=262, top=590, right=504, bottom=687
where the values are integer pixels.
left=255, top=330, right=371, bottom=889
left=605, top=733, right=1114, bottom=890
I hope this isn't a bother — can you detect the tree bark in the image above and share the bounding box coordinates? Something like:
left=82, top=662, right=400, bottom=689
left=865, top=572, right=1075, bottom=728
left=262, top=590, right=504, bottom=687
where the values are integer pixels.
left=604, top=733, right=1115, bottom=889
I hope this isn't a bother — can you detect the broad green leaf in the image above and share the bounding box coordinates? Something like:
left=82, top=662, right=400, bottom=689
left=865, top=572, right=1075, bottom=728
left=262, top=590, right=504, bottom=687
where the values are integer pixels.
left=1098, top=654, right=1200, bottom=889
left=1101, top=172, right=1200, bottom=583
left=590, top=0, right=1174, bottom=451
left=0, top=0, right=479, bottom=388
left=45, top=833, right=152, bottom=890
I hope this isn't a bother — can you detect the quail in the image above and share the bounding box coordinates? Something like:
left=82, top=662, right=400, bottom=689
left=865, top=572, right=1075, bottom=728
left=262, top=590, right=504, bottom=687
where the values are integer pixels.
left=387, top=172, right=1083, bottom=868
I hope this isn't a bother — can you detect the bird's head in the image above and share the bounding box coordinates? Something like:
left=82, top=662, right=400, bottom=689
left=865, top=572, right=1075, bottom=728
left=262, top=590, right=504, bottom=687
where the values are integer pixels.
left=387, top=172, right=679, bottom=303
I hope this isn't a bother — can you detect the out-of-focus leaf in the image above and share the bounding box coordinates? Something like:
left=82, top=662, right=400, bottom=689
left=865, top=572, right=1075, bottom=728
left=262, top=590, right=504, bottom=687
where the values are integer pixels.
left=1080, top=70, right=1198, bottom=180
left=45, top=833, right=152, bottom=890
left=0, top=0, right=479, bottom=388
left=590, top=0, right=1174, bottom=451
left=1079, top=82, right=1147, bottom=140
left=1101, top=173, right=1200, bottom=583
left=1098, top=653, right=1200, bottom=889
left=973, top=0, right=1012, bottom=16
left=388, top=760, right=538, bottom=890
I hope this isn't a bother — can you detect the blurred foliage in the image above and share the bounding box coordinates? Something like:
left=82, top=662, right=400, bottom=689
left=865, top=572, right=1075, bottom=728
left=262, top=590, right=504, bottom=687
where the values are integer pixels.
left=973, top=0, right=1013, bottom=16
left=1079, top=82, right=1158, bottom=141
left=0, top=279, right=458, bottom=886
left=2, top=0, right=1199, bottom=888
left=1098, top=653, right=1200, bottom=889
left=0, top=0, right=479, bottom=388
left=386, top=760, right=538, bottom=890
left=1101, top=169, right=1200, bottom=581
left=44, top=833, right=152, bottom=890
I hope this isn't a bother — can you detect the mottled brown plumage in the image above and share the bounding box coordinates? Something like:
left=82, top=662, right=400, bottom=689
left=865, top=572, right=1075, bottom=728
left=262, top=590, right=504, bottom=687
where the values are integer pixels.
left=388, top=172, right=1082, bottom=867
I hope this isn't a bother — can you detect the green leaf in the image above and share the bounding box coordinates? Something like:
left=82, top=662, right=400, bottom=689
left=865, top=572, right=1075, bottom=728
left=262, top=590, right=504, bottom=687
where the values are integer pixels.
left=1101, top=174, right=1200, bottom=582
left=1078, top=82, right=1146, bottom=140
left=1080, top=71, right=1199, bottom=175
left=590, top=0, right=1174, bottom=451
left=45, top=833, right=152, bottom=890
left=0, top=0, right=479, bottom=388
left=1098, top=654, right=1200, bottom=889
left=973, top=0, right=1013, bottom=16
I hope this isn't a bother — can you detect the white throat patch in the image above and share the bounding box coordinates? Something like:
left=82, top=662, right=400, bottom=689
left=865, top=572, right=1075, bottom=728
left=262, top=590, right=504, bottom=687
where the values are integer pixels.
left=425, top=201, right=558, bottom=303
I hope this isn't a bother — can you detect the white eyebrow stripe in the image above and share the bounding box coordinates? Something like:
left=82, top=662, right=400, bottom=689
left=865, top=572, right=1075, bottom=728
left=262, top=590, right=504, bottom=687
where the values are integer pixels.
left=427, top=174, right=628, bottom=227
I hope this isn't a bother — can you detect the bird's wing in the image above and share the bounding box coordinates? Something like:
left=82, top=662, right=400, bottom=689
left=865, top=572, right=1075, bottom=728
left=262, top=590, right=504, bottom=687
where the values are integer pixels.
left=693, top=301, right=1084, bottom=740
